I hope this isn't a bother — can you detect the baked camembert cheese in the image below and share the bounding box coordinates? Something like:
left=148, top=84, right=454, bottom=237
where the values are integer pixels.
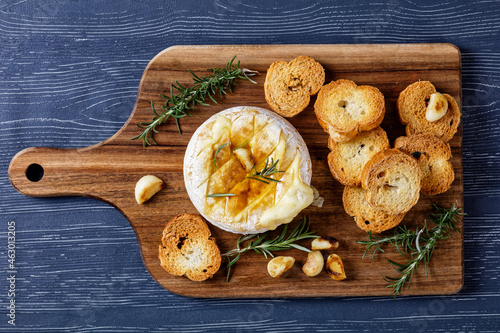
left=184, top=106, right=313, bottom=234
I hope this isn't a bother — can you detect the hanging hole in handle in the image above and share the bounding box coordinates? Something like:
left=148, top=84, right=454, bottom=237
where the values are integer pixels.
left=26, top=163, right=44, bottom=182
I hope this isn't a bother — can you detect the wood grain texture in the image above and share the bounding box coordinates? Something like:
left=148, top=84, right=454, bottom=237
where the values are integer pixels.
left=9, top=44, right=463, bottom=297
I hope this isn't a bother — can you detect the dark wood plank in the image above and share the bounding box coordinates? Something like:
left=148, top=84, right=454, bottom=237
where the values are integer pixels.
left=8, top=44, right=463, bottom=297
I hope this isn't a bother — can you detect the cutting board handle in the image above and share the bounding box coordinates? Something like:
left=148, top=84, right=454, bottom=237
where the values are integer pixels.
left=9, top=146, right=110, bottom=198
left=9, top=144, right=184, bottom=200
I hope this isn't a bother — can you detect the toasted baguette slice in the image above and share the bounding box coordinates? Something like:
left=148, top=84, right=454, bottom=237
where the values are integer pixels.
left=397, top=81, right=461, bottom=142
left=327, top=127, right=390, bottom=186
left=314, top=79, right=385, bottom=142
left=264, top=55, right=325, bottom=117
left=394, top=134, right=454, bottom=195
left=158, top=214, right=221, bottom=281
left=361, top=149, right=422, bottom=214
left=343, top=186, right=405, bottom=233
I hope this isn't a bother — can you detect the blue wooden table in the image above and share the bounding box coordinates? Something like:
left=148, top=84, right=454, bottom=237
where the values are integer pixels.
left=1, top=0, right=499, bottom=331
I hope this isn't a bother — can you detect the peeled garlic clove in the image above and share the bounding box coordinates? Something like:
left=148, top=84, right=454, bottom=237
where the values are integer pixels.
left=302, top=251, right=324, bottom=277
left=311, top=237, right=339, bottom=251
left=135, top=175, right=165, bottom=204
left=267, top=256, right=295, bottom=278
left=426, top=92, right=448, bottom=122
left=326, top=253, right=347, bottom=281
left=233, top=147, right=254, bottom=172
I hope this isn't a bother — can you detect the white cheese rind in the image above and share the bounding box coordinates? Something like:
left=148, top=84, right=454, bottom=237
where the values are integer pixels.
left=184, top=106, right=313, bottom=234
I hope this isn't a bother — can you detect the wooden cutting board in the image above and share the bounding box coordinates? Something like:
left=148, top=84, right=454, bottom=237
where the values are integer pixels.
left=8, top=44, right=463, bottom=298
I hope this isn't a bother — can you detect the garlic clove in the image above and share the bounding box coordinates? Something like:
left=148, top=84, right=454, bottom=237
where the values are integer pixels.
left=267, top=256, right=295, bottom=278
left=426, top=92, right=448, bottom=122
left=135, top=175, right=165, bottom=204
left=233, top=147, right=254, bottom=172
left=311, top=237, right=339, bottom=250
left=302, top=251, right=324, bottom=277
left=326, top=253, right=347, bottom=281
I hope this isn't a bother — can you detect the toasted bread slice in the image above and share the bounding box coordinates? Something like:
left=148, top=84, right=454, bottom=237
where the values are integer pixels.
left=264, top=55, right=325, bottom=117
left=158, top=214, right=221, bottom=281
left=394, top=134, right=454, bottom=195
left=361, top=149, right=422, bottom=214
left=397, top=81, right=461, bottom=142
left=343, top=186, right=405, bottom=233
left=314, top=79, right=385, bottom=142
left=327, top=127, right=390, bottom=186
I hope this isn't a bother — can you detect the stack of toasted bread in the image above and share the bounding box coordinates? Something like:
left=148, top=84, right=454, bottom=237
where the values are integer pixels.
left=314, top=79, right=460, bottom=233
left=264, top=56, right=461, bottom=233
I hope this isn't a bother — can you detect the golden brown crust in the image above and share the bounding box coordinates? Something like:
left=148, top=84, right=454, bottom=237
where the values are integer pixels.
left=343, top=186, right=405, bottom=233
left=394, top=134, right=454, bottom=195
left=397, top=81, right=461, bottom=142
left=314, top=79, right=385, bottom=142
left=158, top=214, right=221, bottom=281
left=264, top=55, right=325, bottom=117
left=327, top=127, right=390, bottom=186
left=361, top=149, right=422, bottom=214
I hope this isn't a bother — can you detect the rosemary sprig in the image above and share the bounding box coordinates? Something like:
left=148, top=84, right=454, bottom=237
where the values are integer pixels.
left=213, top=143, right=228, bottom=170
left=357, top=204, right=465, bottom=298
left=222, top=216, right=319, bottom=281
left=246, top=157, right=284, bottom=184
left=132, top=56, right=258, bottom=146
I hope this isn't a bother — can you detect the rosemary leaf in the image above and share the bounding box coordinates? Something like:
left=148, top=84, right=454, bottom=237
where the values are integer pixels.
left=213, top=143, right=228, bottom=170
left=289, top=243, right=311, bottom=252
left=232, top=143, right=247, bottom=151
left=206, top=193, right=235, bottom=197
left=245, top=176, right=270, bottom=184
